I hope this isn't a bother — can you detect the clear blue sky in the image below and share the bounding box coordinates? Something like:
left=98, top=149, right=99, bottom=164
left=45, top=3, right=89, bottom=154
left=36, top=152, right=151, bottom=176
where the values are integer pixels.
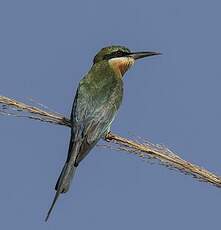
left=1, top=0, right=221, bottom=229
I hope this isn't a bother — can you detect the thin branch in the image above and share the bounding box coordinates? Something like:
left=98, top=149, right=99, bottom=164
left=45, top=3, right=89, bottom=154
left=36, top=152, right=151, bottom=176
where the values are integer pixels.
left=0, top=95, right=70, bottom=127
left=1, top=95, right=221, bottom=188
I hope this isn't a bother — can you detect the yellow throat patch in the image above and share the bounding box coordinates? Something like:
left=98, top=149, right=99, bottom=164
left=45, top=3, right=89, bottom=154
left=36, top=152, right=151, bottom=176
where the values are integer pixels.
left=108, top=57, right=135, bottom=76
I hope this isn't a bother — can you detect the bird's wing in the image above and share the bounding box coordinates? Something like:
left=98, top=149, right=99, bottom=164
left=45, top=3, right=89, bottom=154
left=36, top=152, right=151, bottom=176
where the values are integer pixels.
left=69, top=75, right=123, bottom=165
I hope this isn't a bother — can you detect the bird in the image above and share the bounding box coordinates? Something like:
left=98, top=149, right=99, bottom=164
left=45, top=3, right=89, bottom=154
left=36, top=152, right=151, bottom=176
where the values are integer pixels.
left=45, top=45, right=161, bottom=221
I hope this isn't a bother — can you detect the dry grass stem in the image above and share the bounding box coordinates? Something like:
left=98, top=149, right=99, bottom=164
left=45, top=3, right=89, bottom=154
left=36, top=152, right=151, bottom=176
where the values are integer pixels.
left=1, top=95, right=221, bottom=188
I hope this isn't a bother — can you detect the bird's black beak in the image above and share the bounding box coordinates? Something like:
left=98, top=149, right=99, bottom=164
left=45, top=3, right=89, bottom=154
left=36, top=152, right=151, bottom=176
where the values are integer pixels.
left=128, top=51, right=162, bottom=60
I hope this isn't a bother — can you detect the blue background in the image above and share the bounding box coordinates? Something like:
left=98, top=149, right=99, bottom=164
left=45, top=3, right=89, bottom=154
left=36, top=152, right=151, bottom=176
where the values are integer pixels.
left=1, top=0, right=221, bottom=229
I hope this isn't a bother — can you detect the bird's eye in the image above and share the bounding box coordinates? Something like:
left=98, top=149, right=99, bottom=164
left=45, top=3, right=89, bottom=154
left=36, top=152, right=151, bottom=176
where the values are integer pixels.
left=116, top=50, right=123, bottom=57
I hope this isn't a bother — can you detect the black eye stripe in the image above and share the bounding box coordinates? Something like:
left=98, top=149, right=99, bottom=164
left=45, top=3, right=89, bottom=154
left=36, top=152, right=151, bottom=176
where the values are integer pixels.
left=103, top=51, right=128, bottom=60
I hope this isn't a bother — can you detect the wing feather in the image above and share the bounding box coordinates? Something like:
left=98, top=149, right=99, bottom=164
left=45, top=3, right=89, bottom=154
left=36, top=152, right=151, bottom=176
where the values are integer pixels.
left=71, top=72, right=123, bottom=165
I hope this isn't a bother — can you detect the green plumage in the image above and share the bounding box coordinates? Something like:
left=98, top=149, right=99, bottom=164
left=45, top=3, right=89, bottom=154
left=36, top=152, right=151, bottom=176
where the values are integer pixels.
left=45, top=45, right=160, bottom=221
left=70, top=60, right=123, bottom=165
left=45, top=46, right=127, bottom=221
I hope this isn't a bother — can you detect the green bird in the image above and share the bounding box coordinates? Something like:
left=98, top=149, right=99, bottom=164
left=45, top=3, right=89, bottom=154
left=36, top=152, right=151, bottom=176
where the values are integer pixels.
left=45, top=45, right=161, bottom=221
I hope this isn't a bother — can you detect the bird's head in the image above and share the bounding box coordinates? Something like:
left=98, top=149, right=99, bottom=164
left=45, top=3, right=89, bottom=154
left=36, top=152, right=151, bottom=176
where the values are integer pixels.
left=93, top=45, right=161, bottom=76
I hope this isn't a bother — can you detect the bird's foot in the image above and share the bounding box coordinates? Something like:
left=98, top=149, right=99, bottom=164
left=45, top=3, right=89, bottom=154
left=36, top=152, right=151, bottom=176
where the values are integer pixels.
left=104, top=131, right=112, bottom=142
